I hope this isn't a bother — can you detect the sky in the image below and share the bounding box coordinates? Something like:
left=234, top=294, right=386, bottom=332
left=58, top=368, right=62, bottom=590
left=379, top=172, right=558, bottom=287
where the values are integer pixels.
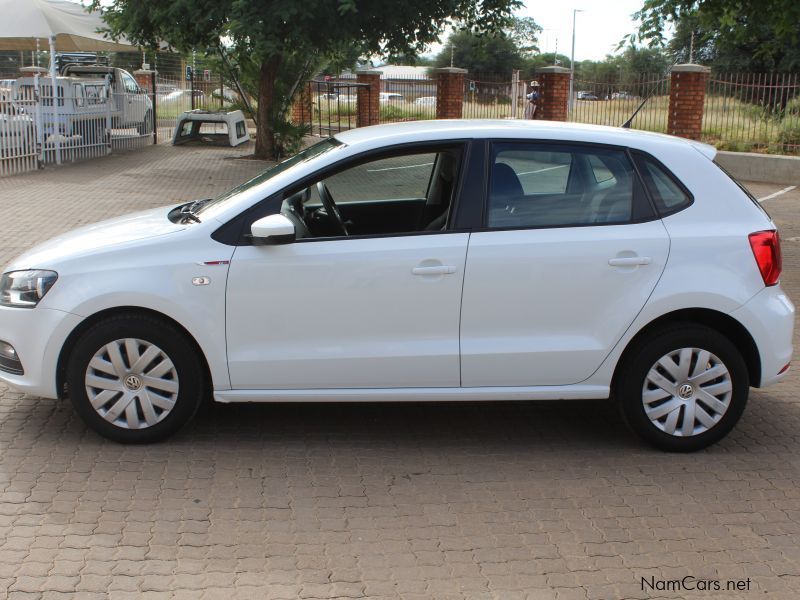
left=427, top=0, right=647, bottom=63
left=520, top=0, right=645, bottom=61
left=80, top=0, right=649, bottom=64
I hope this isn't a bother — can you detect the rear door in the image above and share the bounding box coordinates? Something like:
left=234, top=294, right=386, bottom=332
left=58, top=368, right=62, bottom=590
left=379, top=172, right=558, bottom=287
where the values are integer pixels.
left=460, top=141, right=670, bottom=386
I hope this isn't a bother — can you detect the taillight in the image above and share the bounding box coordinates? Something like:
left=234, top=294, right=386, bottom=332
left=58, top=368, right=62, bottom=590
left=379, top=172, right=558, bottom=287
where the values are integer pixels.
left=748, top=230, right=782, bottom=286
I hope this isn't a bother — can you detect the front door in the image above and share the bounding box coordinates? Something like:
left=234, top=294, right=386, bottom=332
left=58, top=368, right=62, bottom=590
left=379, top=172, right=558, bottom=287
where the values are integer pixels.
left=225, top=146, right=469, bottom=390
left=460, top=141, right=670, bottom=386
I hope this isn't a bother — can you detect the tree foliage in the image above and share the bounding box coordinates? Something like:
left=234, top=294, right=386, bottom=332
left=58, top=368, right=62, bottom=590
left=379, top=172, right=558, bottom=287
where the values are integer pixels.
left=434, top=17, right=540, bottom=73
left=633, top=0, right=800, bottom=70
left=666, top=12, right=800, bottom=71
left=93, top=0, right=521, bottom=158
left=434, top=29, right=523, bottom=73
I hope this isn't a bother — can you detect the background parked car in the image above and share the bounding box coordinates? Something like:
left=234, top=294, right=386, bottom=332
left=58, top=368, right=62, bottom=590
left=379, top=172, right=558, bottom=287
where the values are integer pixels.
left=414, top=96, right=436, bottom=106
left=159, top=89, right=206, bottom=108
left=379, top=92, right=404, bottom=103
left=211, top=88, right=240, bottom=105
left=576, top=91, right=599, bottom=101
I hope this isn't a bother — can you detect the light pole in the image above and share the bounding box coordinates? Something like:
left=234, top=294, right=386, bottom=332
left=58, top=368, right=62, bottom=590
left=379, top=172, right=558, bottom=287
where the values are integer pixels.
left=569, top=9, right=584, bottom=112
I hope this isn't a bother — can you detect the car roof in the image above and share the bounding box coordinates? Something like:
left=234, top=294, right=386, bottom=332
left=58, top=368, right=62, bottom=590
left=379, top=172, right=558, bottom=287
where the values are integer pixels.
left=334, top=119, right=716, bottom=159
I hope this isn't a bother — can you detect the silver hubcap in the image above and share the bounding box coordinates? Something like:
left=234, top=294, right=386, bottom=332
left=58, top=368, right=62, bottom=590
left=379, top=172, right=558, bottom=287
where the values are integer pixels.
left=84, top=338, right=179, bottom=429
left=642, top=347, right=732, bottom=437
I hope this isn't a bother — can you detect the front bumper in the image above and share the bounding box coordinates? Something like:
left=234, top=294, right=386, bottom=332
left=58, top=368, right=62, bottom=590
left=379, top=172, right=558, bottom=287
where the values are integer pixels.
left=730, top=284, right=795, bottom=387
left=0, top=306, right=83, bottom=398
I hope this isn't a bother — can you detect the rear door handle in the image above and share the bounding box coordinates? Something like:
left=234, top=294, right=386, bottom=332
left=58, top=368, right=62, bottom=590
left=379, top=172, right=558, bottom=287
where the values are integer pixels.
left=412, top=265, right=456, bottom=276
left=608, top=256, right=651, bottom=267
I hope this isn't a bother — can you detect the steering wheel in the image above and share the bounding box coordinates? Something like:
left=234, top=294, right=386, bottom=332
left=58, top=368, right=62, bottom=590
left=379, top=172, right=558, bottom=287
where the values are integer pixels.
left=316, top=181, right=349, bottom=236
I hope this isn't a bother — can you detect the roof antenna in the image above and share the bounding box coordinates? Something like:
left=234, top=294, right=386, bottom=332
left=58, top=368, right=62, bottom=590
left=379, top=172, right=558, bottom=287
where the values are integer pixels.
left=621, top=59, right=679, bottom=129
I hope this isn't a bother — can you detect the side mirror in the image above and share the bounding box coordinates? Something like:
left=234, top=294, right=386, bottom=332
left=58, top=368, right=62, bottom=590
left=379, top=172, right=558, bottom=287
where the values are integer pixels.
left=251, top=214, right=295, bottom=244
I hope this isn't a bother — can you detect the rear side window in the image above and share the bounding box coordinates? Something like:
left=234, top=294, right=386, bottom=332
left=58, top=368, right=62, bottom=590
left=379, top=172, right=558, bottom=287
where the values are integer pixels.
left=487, top=142, right=653, bottom=229
left=634, top=154, right=692, bottom=215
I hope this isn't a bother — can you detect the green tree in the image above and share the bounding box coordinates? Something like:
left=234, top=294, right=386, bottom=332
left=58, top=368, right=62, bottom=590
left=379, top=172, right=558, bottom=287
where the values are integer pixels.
left=94, top=0, right=520, bottom=159
left=667, top=12, right=800, bottom=71
left=520, top=53, right=571, bottom=78
left=435, top=29, right=523, bottom=73
left=434, top=17, right=540, bottom=74
left=633, top=0, right=800, bottom=69
left=508, top=17, right=542, bottom=57
left=384, top=52, right=434, bottom=66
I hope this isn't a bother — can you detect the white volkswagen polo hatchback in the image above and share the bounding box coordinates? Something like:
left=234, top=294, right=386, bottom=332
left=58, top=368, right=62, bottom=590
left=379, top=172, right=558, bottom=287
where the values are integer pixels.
left=0, top=120, right=793, bottom=450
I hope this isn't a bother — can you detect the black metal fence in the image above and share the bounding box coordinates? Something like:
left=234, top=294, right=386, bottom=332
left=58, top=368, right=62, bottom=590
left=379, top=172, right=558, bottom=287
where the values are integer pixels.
left=569, top=74, right=670, bottom=132
left=703, top=73, right=800, bottom=154
left=309, top=79, right=364, bottom=136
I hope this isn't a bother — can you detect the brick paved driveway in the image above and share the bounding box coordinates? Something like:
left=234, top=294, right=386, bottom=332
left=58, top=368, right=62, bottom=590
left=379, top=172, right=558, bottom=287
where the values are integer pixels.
left=0, top=147, right=798, bottom=600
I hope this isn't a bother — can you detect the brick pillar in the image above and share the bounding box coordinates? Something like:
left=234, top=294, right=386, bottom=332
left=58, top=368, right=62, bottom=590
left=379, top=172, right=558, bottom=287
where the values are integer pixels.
left=434, top=67, right=467, bottom=119
left=535, top=66, right=570, bottom=121
left=668, top=64, right=710, bottom=140
left=133, top=69, right=155, bottom=93
left=356, top=70, right=381, bottom=127
left=291, top=82, right=312, bottom=126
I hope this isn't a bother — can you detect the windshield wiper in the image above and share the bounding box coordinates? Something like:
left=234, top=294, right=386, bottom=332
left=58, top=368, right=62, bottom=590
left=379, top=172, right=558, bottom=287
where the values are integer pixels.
left=179, top=202, right=203, bottom=224
left=186, top=198, right=211, bottom=213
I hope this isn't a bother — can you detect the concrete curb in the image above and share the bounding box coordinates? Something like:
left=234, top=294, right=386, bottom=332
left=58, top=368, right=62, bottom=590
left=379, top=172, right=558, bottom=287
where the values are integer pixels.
left=715, top=151, right=800, bottom=185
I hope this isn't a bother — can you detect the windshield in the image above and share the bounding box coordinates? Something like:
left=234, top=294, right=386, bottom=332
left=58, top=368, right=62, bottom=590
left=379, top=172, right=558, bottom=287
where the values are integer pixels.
left=195, top=137, right=344, bottom=215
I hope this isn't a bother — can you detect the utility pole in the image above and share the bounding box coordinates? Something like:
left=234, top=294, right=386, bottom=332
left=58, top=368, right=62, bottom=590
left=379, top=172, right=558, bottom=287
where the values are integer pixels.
left=569, top=9, right=584, bottom=112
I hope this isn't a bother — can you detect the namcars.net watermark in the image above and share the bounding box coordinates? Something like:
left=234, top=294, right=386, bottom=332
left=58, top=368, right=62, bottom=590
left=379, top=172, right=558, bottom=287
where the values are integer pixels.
left=642, top=576, right=752, bottom=593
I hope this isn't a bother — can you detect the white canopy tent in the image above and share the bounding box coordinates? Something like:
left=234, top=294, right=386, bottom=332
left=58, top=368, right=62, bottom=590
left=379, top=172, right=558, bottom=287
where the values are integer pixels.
left=0, top=0, right=137, bottom=163
left=0, top=0, right=134, bottom=52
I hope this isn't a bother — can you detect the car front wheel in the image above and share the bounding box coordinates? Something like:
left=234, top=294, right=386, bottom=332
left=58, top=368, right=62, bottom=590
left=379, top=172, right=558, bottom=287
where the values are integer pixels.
left=66, top=314, right=204, bottom=443
left=617, top=324, right=749, bottom=452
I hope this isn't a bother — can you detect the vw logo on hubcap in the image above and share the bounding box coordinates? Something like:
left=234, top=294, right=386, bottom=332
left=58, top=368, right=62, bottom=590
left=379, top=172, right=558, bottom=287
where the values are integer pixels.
left=124, top=374, right=142, bottom=391
left=678, top=383, right=694, bottom=399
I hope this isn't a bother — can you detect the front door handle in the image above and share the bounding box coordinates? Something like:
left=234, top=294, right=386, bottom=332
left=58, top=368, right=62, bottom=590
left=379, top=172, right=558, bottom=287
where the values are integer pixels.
left=608, top=256, right=652, bottom=267
left=412, top=265, right=456, bottom=276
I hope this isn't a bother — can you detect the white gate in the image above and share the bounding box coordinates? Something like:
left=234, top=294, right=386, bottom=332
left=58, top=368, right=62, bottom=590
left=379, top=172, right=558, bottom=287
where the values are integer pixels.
left=0, top=89, right=38, bottom=177
left=0, top=74, right=156, bottom=177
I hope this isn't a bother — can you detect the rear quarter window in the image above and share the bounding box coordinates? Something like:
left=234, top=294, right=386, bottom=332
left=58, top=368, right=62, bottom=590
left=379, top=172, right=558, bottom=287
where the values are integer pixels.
left=633, top=153, right=693, bottom=216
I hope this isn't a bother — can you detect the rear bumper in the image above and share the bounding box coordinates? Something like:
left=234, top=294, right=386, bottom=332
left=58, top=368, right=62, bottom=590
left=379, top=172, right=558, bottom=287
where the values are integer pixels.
left=730, top=285, right=795, bottom=387
left=0, top=306, right=82, bottom=398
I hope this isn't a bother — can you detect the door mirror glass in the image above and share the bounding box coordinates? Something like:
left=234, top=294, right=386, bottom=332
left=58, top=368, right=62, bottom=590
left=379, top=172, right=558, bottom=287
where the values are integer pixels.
left=251, top=214, right=295, bottom=243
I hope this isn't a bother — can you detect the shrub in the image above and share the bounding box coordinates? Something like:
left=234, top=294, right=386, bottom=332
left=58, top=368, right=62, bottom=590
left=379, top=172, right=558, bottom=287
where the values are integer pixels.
left=778, top=120, right=800, bottom=152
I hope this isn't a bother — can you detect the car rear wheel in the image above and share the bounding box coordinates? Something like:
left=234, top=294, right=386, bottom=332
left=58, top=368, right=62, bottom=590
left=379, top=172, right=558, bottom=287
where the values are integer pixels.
left=617, top=324, right=749, bottom=452
left=137, top=110, right=153, bottom=135
left=66, top=314, right=204, bottom=443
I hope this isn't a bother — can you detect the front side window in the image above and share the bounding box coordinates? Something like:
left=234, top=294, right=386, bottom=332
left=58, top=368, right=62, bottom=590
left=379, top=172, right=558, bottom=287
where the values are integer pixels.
left=487, top=142, right=652, bottom=229
left=316, top=153, right=437, bottom=204
left=279, top=147, right=463, bottom=240
left=121, top=71, right=139, bottom=94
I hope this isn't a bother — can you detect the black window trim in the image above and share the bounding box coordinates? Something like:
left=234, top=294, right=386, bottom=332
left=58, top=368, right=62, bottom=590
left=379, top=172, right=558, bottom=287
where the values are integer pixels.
left=477, top=138, right=661, bottom=233
left=629, top=149, right=695, bottom=218
left=212, top=139, right=476, bottom=246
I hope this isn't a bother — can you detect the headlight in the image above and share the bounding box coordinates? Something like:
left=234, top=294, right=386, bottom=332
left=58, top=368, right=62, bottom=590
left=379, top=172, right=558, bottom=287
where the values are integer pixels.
left=0, top=270, right=58, bottom=308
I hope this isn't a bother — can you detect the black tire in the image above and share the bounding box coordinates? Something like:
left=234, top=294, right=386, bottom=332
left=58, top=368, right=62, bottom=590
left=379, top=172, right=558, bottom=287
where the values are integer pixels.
left=137, top=110, right=153, bottom=135
left=66, top=314, right=205, bottom=443
left=616, top=323, right=749, bottom=452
